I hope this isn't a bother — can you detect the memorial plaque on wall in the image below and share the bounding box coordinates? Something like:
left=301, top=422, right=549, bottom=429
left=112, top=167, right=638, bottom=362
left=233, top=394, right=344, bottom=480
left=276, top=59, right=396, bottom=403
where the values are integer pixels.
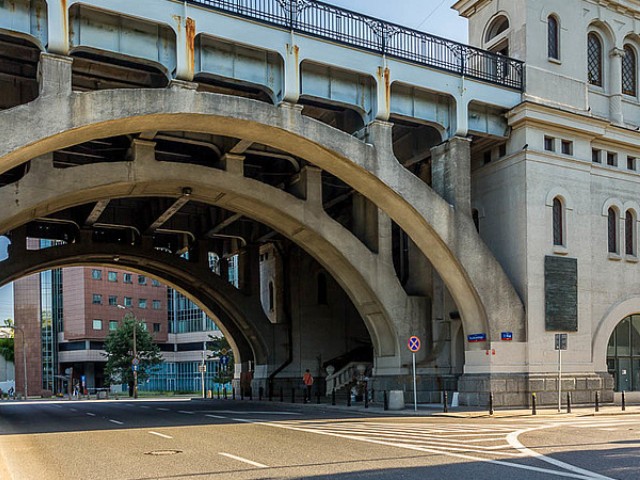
left=544, top=256, right=578, bottom=331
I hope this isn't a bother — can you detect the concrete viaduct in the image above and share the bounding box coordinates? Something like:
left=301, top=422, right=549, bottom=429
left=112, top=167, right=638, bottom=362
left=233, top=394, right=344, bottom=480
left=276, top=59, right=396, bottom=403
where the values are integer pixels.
left=0, top=0, right=526, bottom=404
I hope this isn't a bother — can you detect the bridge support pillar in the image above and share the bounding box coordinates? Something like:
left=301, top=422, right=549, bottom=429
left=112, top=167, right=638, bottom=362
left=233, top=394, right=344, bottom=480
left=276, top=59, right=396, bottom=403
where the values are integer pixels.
left=38, top=53, right=72, bottom=97
left=430, top=136, right=471, bottom=215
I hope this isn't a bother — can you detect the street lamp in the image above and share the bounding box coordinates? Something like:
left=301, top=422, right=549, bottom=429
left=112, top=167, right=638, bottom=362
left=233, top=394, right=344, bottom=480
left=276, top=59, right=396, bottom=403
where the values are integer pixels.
left=117, top=305, right=138, bottom=399
left=3, top=324, right=27, bottom=399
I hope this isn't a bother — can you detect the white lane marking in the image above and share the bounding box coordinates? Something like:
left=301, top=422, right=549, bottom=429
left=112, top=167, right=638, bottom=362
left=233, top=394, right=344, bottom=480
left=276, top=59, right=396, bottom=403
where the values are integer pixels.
left=218, top=452, right=268, bottom=468
left=255, top=420, right=606, bottom=480
left=213, top=410, right=298, bottom=416
left=86, top=413, right=96, bottom=417
left=109, top=419, right=124, bottom=425
left=178, top=410, right=194, bottom=415
left=52, top=404, right=63, bottom=408
left=506, top=428, right=615, bottom=480
left=70, top=408, right=78, bottom=412
left=125, top=404, right=134, bottom=407
left=149, top=431, right=173, bottom=439
left=141, top=406, right=151, bottom=409
left=157, top=408, right=170, bottom=411
left=205, top=414, right=227, bottom=419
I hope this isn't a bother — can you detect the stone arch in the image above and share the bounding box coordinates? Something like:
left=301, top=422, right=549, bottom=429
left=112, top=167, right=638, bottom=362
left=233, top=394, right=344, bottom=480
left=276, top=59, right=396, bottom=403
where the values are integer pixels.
left=0, top=88, right=525, bottom=352
left=593, top=297, right=640, bottom=369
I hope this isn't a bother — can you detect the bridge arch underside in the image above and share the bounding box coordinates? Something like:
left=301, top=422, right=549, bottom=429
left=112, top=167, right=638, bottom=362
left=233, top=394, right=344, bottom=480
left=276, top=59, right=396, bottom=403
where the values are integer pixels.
left=0, top=89, right=526, bottom=373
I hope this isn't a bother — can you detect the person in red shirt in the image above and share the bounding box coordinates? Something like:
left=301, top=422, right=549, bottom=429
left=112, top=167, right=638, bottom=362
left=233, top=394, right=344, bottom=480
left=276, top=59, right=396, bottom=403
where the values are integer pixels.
left=302, top=369, right=314, bottom=403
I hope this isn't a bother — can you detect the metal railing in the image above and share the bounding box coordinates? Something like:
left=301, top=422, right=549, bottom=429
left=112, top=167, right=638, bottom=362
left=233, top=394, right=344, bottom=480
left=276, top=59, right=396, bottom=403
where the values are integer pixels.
left=187, top=0, right=524, bottom=91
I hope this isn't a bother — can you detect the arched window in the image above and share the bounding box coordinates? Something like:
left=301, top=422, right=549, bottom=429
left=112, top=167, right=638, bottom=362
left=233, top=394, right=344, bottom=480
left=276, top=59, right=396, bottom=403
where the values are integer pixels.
left=268, top=281, right=274, bottom=312
left=486, top=16, right=510, bottom=43
left=588, top=33, right=603, bottom=86
left=623, top=45, right=637, bottom=96
left=553, top=197, right=563, bottom=246
left=626, top=210, right=636, bottom=255
left=608, top=207, right=618, bottom=253
left=317, top=273, right=328, bottom=305
left=548, top=16, right=559, bottom=60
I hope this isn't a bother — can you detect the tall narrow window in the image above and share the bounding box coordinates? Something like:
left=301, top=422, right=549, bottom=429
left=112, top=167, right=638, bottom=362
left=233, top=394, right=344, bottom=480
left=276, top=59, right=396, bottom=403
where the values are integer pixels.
left=588, top=33, right=603, bottom=86
left=623, top=45, right=637, bottom=96
left=548, top=16, right=559, bottom=60
left=608, top=207, right=618, bottom=253
left=626, top=210, right=635, bottom=255
left=553, top=197, right=563, bottom=246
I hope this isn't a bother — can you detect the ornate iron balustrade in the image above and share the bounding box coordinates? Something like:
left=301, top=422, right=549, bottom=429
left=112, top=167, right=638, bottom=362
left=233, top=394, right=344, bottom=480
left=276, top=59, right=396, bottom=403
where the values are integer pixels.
left=187, top=0, right=524, bottom=91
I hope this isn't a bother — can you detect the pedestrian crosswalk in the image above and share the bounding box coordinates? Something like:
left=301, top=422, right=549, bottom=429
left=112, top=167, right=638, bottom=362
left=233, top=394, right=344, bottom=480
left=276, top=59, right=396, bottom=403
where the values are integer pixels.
left=497, top=413, right=640, bottom=431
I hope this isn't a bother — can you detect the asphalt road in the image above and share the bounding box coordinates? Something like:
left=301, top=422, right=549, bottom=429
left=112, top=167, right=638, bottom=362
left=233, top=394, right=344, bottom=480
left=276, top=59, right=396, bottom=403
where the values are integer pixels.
left=1, top=399, right=639, bottom=479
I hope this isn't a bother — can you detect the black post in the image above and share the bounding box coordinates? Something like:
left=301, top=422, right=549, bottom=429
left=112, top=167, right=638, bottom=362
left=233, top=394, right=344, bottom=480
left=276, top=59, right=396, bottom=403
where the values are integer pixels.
left=622, top=390, right=626, bottom=411
left=371, top=388, right=375, bottom=403
left=240, top=387, right=244, bottom=401
left=232, top=387, right=236, bottom=400
left=280, top=387, right=284, bottom=402
left=595, top=391, right=600, bottom=412
left=316, top=390, right=321, bottom=404
left=383, top=390, right=389, bottom=411
left=331, top=388, right=336, bottom=406
left=567, top=392, right=572, bottom=413
left=217, top=388, right=220, bottom=400
left=364, top=387, right=369, bottom=409
left=347, top=387, right=351, bottom=407
left=443, top=391, right=448, bottom=413
left=531, top=393, right=537, bottom=415
left=291, top=388, right=295, bottom=403
left=489, top=392, right=494, bottom=416
left=249, top=387, right=253, bottom=401
left=268, top=385, right=273, bottom=402
left=223, top=387, right=227, bottom=400
left=259, top=386, right=263, bottom=401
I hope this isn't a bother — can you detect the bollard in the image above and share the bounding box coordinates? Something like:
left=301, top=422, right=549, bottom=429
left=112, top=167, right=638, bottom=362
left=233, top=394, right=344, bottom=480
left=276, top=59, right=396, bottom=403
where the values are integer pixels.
left=531, top=393, right=537, bottom=415
left=489, top=392, right=494, bottom=416
left=240, top=387, right=244, bottom=401
left=347, top=391, right=351, bottom=407
left=268, top=386, right=273, bottom=402
left=249, top=387, right=253, bottom=401
left=567, top=392, right=572, bottom=414
left=443, top=391, right=448, bottom=413
left=217, top=388, right=220, bottom=400
left=331, top=388, right=336, bottom=406
left=259, top=387, right=264, bottom=401
left=595, top=391, right=600, bottom=412
left=364, top=387, right=369, bottom=409
left=280, top=387, right=284, bottom=402
left=622, top=390, right=626, bottom=411
left=232, top=387, right=236, bottom=400
left=383, top=390, right=389, bottom=411
left=223, top=387, right=227, bottom=400
left=291, top=388, right=295, bottom=403
left=371, top=388, right=375, bottom=403
left=316, top=391, right=321, bottom=404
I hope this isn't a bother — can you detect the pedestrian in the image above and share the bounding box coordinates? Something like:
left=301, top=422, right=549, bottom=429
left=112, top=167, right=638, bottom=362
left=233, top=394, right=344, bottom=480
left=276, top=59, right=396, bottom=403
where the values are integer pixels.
left=302, top=369, right=313, bottom=403
left=8, top=386, right=14, bottom=399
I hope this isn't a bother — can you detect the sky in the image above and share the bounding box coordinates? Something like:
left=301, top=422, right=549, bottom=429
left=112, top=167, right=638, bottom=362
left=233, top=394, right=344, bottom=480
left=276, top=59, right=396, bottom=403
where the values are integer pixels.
left=0, top=2, right=467, bottom=323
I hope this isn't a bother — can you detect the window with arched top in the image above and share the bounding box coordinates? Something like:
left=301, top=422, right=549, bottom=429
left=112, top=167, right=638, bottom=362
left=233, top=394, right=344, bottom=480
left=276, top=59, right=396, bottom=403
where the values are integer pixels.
left=626, top=210, right=636, bottom=255
left=548, top=16, right=559, bottom=60
left=623, top=45, right=637, bottom=96
left=553, top=197, right=564, bottom=246
left=608, top=207, right=618, bottom=253
left=486, top=16, right=510, bottom=42
left=588, top=33, right=603, bottom=86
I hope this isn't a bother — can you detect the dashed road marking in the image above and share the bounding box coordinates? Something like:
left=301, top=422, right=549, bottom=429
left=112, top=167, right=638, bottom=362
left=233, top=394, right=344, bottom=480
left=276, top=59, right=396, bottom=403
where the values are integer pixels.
left=219, top=452, right=268, bottom=468
left=108, top=419, right=124, bottom=425
left=149, top=431, right=173, bottom=439
left=178, top=410, right=194, bottom=415
left=86, top=413, right=96, bottom=417
left=205, top=414, right=227, bottom=419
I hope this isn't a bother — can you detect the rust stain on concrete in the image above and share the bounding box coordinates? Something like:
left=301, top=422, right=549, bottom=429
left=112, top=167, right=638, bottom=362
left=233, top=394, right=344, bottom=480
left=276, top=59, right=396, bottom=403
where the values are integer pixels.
left=186, top=17, right=195, bottom=74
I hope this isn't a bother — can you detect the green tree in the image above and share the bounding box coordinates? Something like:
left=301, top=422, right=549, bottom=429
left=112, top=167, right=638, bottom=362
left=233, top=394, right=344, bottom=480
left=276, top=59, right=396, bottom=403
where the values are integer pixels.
left=103, top=315, right=162, bottom=396
left=207, top=335, right=234, bottom=385
left=0, top=319, right=14, bottom=363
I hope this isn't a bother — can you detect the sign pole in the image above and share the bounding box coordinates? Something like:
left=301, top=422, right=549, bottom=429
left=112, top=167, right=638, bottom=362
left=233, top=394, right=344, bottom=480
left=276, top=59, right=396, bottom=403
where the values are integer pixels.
left=201, top=351, right=206, bottom=399
left=558, top=347, right=562, bottom=413
left=412, top=352, right=417, bottom=412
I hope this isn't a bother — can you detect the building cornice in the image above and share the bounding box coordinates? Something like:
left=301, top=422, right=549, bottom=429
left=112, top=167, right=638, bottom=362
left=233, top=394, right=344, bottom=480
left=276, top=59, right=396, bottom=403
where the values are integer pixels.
left=451, top=0, right=491, bottom=18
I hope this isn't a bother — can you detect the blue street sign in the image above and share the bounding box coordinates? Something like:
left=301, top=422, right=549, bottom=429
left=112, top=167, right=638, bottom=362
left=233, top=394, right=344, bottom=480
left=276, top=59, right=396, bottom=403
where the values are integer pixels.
left=407, top=336, right=421, bottom=352
left=501, top=332, right=513, bottom=341
left=132, top=365, right=139, bottom=372
left=467, top=333, right=487, bottom=343
left=220, top=355, right=229, bottom=366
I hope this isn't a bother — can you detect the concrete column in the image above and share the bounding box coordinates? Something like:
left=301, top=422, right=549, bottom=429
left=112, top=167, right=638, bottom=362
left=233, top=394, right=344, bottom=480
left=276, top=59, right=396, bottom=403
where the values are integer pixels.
left=609, top=48, right=625, bottom=126
left=174, top=16, right=195, bottom=81
left=220, top=154, right=245, bottom=176
left=352, top=194, right=379, bottom=253
left=374, top=66, right=391, bottom=121
left=288, top=166, right=322, bottom=206
left=282, top=43, right=300, bottom=103
left=45, top=0, right=69, bottom=54
left=430, top=136, right=471, bottom=215
left=38, top=53, right=72, bottom=97
left=377, top=210, right=393, bottom=265
left=237, top=244, right=260, bottom=296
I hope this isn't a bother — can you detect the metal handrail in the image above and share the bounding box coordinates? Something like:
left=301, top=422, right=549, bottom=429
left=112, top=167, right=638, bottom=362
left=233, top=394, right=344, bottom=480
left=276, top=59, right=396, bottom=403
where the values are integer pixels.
left=186, top=0, right=524, bottom=91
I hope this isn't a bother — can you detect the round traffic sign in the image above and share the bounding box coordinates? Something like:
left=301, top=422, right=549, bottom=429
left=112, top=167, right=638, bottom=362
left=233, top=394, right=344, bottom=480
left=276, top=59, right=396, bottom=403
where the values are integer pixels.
left=132, top=358, right=140, bottom=365
left=408, top=336, right=421, bottom=352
